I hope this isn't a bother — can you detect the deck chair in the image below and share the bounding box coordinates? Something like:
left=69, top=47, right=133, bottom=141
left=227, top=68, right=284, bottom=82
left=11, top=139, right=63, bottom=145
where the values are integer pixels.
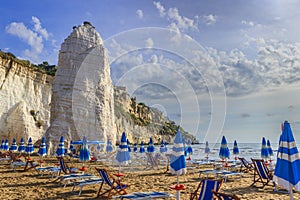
left=23, top=156, right=39, bottom=171
left=113, top=191, right=173, bottom=199
left=250, top=158, right=275, bottom=188
left=72, top=177, right=103, bottom=196
left=96, top=167, right=129, bottom=199
left=190, top=178, right=224, bottom=200
left=238, top=157, right=253, bottom=172
left=212, top=191, right=240, bottom=200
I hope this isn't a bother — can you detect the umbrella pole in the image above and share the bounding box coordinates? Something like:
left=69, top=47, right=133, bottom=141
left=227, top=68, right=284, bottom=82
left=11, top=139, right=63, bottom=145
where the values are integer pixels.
left=176, top=176, right=180, bottom=200
left=290, top=189, right=293, bottom=200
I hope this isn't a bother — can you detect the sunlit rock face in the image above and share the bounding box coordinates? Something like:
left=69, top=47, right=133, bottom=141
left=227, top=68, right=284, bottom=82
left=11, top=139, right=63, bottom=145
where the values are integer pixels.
left=45, top=22, right=116, bottom=154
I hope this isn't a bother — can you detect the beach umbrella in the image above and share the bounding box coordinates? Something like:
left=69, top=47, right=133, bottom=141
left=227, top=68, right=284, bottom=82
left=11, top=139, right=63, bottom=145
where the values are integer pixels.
left=139, top=142, right=145, bottom=153
left=56, top=136, right=65, bottom=157
left=233, top=140, right=239, bottom=160
left=127, top=139, right=131, bottom=152
left=9, top=138, right=18, bottom=152
left=116, top=132, right=130, bottom=173
left=147, top=137, right=155, bottom=153
left=170, top=130, right=186, bottom=200
left=273, top=121, right=300, bottom=200
left=133, top=143, right=138, bottom=152
left=0, top=140, right=4, bottom=150
left=69, top=141, right=76, bottom=154
left=18, top=138, right=25, bottom=153
left=185, top=139, right=193, bottom=160
left=38, top=137, right=47, bottom=157
left=219, top=136, right=230, bottom=161
left=267, top=139, right=274, bottom=161
left=261, top=137, right=270, bottom=160
left=160, top=140, right=168, bottom=153
left=25, top=137, right=34, bottom=159
left=106, top=139, right=113, bottom=153
left=204, top=141, right=210, bottom=160
left=79, top=136, right=90, bottom=170
left=3, top=139, right=9, bottom=151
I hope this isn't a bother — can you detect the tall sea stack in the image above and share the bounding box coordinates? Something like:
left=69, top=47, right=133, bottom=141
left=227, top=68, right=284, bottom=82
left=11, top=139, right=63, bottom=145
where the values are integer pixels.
left=46, top=22, right=116, bottom=154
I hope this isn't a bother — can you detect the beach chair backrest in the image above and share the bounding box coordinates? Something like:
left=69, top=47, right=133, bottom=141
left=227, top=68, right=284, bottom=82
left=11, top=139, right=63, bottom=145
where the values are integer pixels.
left=98, top=168, right=113, bottom=186
left=251, top=159, right=270, bottom=179
left=198, top=179, right=223, bottom=200
left=238, top=157, right=248, bottom=167
left=58, top=157, right=68, bottom=174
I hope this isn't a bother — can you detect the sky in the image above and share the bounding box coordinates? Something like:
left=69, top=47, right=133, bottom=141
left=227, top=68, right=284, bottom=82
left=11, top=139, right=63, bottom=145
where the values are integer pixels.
left=1, top=0, right=300, bottom=144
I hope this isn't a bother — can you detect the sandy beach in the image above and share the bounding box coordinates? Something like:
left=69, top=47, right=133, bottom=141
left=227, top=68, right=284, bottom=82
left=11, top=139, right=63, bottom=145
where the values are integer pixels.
left=0, top=155, right=299, bottom=200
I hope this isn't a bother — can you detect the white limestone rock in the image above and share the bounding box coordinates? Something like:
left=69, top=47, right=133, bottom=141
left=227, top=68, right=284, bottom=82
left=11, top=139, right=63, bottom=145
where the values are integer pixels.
left=46, top=22, right=117, bottom=154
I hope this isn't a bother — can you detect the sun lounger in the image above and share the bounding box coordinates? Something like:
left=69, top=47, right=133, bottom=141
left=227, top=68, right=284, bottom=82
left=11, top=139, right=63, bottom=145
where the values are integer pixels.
left=71, top=177, right=103, bottom=195
left=113, top=191, right=173, bottom=199
left=199, top=169, right=243, bottom=182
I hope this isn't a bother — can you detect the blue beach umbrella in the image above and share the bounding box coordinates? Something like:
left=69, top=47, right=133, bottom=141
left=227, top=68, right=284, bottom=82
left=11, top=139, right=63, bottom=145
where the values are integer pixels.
left=106, top=139, right=113, bottom=153
left=9, top=138, right=18, bottom=152
left=133, top=143, right=138, bottom=152
left=186, top=139, right=193, bottom=159
left=18, top=138, right=25, bottom=153
left=160, top=140, right=168, bottom=153
left=69, top=141, right=76, bottom=154
left=0, top=140, right=4, bottom=150
left=25, top=137, right=34, bottom=158
left=147, top=137, right=155, bottom=153
left=79, top=136, right=90, bottom=169
left=3, top=139, right=9, bottom=151
left=38, top=137, right=47, bottom=157
left=273, top=121, right=300, bottom=199
left=233, top=140, right=239, bottom=159
left=267, top=139, right=274, bottom=159
left=139, top=142, right=145, bottom=153
left=56, top=136, right=65, bottom=157
left=116, top=132, right=130, bottom=173
left=170, top=130, right=186, bottom=200
left=261, top=137, right=270, bottom=160
left=219, top=136, right=230, bottom=160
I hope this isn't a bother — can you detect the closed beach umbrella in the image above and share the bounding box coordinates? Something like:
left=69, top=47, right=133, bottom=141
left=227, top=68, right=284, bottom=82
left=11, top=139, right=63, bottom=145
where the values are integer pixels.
left=204, top=141, right=210, bottom=158
left=147, top=137, right=155, bottom=153
left=116, top=132, right=130, bottom=173
left=3, top=139, right=9, bottom=151
left=38, top=137, right=47, bottom=157
left=219, top=136, right=230, bottom=160
left=56, top=136, right=65, bottom=157
left=116, top=132, right=130, bottom=164
left=139, top=142, right=145, bottom=153
left=106, top=139, right=113, bottom=153
left=186, top=139, right=193, bottom=159
left=160, top=140, right=168, bottom=153
left=133, top=143, right=138, bottom=152
left=170, top=130, right=186, bottom=200
left=273, top=121, right=300, bottom=199
left=79, top=136, right=90, bottom=169
left=0, top=140, right=4, bottom=150
left=267, top=139, right=274, bottom=159
left=233, top=140, right=239, bottom=160
left=261, top=137, right=270, bottom=160
left=18, top=138, right=25, bottom=153
left=25, top=137, right=34, bottom=158
left=9, top=138, right=18, bottom=152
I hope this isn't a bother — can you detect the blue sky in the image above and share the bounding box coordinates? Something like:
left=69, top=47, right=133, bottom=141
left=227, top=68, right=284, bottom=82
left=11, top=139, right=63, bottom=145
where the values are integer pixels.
left=1, top=0, right=300, bottom=144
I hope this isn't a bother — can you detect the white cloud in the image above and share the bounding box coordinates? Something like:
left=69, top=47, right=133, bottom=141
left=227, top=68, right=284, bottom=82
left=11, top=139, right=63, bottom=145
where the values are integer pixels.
left=153, top=1, right=165, bottom=17
left=203, top=14, right=217, bottom=25
left=136, top=9, right=143, bottom=19
left=5, top=16, right=52, bottom=63
left=32, top=16, right=49, bottom=40
left=6, top=22, right=43, bottom=54
left=145, top=38, right=154, bottom=48
left=242, top=20, right=255, bottom=27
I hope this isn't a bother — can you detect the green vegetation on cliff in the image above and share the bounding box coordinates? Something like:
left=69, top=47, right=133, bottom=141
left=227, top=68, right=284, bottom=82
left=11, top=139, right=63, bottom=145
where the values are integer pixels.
left=0, top=50, right=56, bottom=76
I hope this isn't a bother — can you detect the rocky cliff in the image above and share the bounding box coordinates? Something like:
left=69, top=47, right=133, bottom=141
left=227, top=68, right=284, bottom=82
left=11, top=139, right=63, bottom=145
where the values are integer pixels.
left=0, top=52, right=53, bottom=144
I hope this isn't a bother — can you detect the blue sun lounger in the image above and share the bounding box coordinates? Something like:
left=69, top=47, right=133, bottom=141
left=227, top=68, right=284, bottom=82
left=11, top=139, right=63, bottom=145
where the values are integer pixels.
left=113, top=191, right=173, bottom=199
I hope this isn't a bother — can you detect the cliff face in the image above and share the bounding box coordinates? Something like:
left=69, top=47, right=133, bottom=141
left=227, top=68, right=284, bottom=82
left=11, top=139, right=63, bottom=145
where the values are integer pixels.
left=0, top=54, right=53, bottom=144
left=45, top=22, right=117, bottom=153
